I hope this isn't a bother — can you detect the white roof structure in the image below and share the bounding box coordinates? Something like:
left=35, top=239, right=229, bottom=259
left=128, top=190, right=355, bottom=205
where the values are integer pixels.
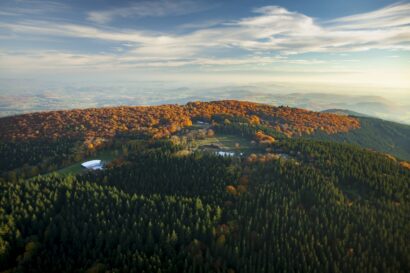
left=196, top=121, right=209, bottom=125
left=81, top=160, right=103, bottom=170
left=216, top=151, right=235, bottom=157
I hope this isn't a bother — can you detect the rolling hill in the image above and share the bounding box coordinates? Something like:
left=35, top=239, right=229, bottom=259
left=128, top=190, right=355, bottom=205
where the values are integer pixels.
left=1, top=100, right=408, bottom=160
left=0, top=100, right=360, bottom=141
left=0, top=100, right=409, bottom=273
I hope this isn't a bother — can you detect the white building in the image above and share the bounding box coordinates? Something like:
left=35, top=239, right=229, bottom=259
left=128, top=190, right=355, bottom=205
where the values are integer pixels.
left=216, top=151, right=235, bottom=157
left=81, top=160, right=103, bottom=170
left=196, top=121, right=209, bottom=125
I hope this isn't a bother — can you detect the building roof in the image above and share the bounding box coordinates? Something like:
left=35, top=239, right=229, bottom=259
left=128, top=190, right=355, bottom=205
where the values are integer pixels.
left=216, top=151, right=235, bottom=157
left=81, top=160, right=103, bottom=170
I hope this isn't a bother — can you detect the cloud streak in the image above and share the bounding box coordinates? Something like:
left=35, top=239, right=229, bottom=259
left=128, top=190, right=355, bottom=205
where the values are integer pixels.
left=0, top=0, right=69, bottom=17
left=87, top=0, right=207, bottom=24
left=329, top=2, right=410, bottom=29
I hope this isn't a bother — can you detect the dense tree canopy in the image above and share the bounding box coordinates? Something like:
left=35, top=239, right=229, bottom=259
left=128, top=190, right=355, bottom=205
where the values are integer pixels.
left=1, top=136, right=409, bottom=273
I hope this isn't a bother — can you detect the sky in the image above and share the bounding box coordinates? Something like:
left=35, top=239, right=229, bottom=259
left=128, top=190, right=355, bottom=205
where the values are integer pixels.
left=0, top=0, right=409, bottom=100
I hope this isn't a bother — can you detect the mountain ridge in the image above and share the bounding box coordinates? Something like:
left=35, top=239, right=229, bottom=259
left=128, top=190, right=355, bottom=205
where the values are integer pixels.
left=321, top=108, right=370, bottom=117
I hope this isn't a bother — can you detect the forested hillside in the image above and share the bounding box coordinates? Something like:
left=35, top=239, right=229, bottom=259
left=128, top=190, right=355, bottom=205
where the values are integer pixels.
left=0, top=100, right=409, bottom=273
left=1, top=139, right=409, bottom=273
left=309, top=116, right=410, bottom=161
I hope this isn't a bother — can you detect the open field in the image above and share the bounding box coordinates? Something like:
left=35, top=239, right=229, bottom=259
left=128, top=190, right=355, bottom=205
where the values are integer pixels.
left=194, top=133, right=254, bottom=154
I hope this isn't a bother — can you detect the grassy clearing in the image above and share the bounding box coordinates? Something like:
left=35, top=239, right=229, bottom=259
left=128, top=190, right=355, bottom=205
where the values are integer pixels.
left=55, top=163, right=84, bottom=176
left=194, top=133, right=254, bottom=153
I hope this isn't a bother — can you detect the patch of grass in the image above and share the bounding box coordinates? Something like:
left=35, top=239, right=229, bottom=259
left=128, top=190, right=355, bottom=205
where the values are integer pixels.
left=188, top=123, right=209, bottom=130
left=194, top=133, right=253, bottom=153
left=56, top=163, right=85, bottom=176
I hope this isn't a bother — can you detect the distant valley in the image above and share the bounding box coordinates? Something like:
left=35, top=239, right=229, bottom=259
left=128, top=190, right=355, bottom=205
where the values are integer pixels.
left=1, top=83, right=409, bottom=124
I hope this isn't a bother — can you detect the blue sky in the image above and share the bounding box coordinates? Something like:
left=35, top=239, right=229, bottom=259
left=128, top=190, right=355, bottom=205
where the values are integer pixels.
left=0, top=0, right=409, bottom=97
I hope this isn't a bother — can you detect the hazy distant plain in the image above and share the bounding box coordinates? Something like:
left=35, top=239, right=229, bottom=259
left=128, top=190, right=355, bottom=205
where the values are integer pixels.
left=1, top=80, right=409, bottom=124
